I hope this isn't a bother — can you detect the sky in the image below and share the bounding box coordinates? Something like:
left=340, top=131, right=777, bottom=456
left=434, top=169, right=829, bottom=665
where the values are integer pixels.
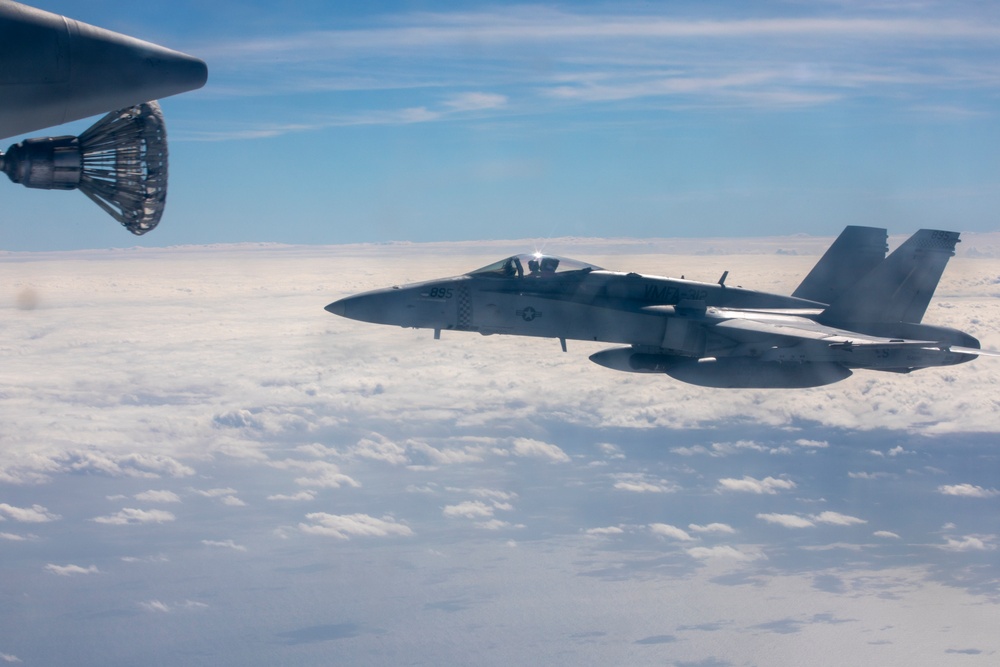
left=2, top=2, right=1000, bottom=665
left=1, top=238, right=1000, bottom=665
left=3, top=0, right=1000, bottom=250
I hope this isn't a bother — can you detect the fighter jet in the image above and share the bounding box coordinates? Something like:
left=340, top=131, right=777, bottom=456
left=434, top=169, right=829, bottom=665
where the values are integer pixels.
left=325, top=227, right=996, bottom=388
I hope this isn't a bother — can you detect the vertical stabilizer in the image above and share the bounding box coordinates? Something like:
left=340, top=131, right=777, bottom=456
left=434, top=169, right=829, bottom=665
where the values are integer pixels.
left=792, top=226, right=888, bottom=304
left=819, top=229, right=959, bottom=325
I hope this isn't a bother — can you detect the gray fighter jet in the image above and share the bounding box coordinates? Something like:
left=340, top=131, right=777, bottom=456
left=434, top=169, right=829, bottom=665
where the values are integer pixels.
left=325, top=227, right=996, bottom=388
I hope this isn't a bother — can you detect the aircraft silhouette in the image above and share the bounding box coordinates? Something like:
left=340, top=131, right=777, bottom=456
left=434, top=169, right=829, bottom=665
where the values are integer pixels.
left=326, top=227, right=996, bottom=388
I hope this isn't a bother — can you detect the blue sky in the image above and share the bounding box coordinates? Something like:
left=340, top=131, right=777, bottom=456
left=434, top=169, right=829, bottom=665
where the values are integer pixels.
left=4, top=0, right=1000, bottom=250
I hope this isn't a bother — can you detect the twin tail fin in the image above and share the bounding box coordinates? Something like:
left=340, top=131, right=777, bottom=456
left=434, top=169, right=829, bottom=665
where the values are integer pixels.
left=818, top=229, right=960, bottom=326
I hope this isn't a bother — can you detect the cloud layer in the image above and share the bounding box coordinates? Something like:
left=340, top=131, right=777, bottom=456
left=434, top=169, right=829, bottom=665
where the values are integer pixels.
left=1, top=239, right=998, bottom=664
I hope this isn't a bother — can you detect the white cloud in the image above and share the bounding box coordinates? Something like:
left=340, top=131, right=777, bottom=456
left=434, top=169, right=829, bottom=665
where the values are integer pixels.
left=811, top=511, right=867, bottom=526
left=134, top=490, right=182, bottom=503
left=510, top=438, right=570, bottom=463
left=294, top=443, right=339, bottom=458
left=614, top=480, right=672, bottom=493
left=269, top=459, right=361, bottom=488
left=121, top=555, right=169, bottom=563
left=2, top=241, right=1000, bottom=665
left=938, top=484, right=1000, bottom=498
left=179, top=600, right=209, bottom=610
left=649, top=523, right=695, bottom=541
left=299, top=513, right=413, bottom=540
left=849, top=472, right=891, bottom=480
left=874, top=531, right=900, bottom=539
left=1, top=532, right=31, bottom=541
left=442, top=495, right=515, bottom=521
left=0, top=503, right=59, bottom=523
left=1, top=652, right=22, bottom=663
left=351, top=436, right=409, bottom=465
left=597, top=443, right=625, bottom=459
left=137, top=599, right=207, bottom=613
left=408, top=440, right=486, bottom=465
left=92, top=508, right=176, bottom=525
left=202, top=539, right=247, bottom=552
left=757, top=513, right=815, bottom=529
left=475, top=519, right=523, bottom=531
left=267, top=491, right=316, bottom=501
left=671, top=445, right=712, bottom=456
left=61, top=451, right=195, bottom=479
left=689, top=523, right=736, bottom=534
left=443, top=501, right=496, bottom=519
left=193, top=488, right=239, bottom=498
left=613, top=473, right=678, bottom=493
left=795, top=439, right=828, bottom=448
left=687, top=545, right=764, bottom=562
left=44, top=564, right=99, bottom=576
left=718, top=476, right=796, bottom=494
left=940, top=536, right=995, bottom=552
left=671, top=440, right=795, bottom=457
left=466, top=488, right=517, bottom=502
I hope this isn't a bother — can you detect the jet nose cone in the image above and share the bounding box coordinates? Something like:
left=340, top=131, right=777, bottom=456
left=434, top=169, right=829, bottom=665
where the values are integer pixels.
left=325, top=299, right=347, bottom=317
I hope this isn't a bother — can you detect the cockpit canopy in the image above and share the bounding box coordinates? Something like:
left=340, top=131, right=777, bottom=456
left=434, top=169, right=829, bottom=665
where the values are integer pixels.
left=468, top=253, right=602, bottom=278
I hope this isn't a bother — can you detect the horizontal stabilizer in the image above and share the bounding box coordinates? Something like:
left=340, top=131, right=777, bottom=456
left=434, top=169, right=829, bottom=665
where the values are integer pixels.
left=947, top=346, right=1000, bottom=358
left=713, top=312, right=936, bottom=347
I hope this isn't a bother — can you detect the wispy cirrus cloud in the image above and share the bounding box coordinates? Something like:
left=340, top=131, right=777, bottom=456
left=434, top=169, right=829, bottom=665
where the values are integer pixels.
left=182, top=7, right=1000, bottom=140
left=197, top=13, right=1000, bottom=63
left=44, top=564, right=99, bottom=576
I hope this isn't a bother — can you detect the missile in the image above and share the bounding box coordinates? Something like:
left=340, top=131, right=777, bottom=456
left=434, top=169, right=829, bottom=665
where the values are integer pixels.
left=589, top=347, right=685, bottom=374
